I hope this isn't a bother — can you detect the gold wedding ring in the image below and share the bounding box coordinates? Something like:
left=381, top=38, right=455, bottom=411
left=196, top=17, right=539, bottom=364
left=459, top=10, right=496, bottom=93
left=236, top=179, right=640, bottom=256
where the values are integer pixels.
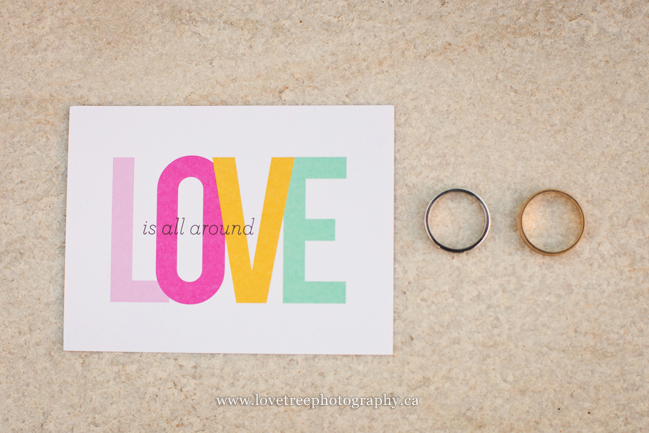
left=518, top=189, right=585, bottom=256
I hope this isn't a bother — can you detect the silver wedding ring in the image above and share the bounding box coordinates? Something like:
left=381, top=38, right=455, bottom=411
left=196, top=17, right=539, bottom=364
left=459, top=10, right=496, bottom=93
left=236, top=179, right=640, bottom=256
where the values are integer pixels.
left=424, top=188, right=491, bottom=253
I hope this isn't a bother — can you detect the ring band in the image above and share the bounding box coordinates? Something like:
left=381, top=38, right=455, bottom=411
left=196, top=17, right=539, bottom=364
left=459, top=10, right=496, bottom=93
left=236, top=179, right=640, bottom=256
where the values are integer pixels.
left=424, top=188, right=491, bottom=253
left=518, top=189, right=585, bottom=256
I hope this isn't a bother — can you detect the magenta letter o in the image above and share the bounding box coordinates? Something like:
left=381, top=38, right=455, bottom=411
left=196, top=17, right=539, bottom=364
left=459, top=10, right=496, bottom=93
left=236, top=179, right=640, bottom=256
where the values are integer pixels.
left=156, top=156, right=225, bottom=304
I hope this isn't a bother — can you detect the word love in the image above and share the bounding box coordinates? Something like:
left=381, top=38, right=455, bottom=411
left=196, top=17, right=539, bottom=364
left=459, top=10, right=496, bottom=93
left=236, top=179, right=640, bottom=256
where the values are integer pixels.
left=141, top=218, right=256, bottom=236
left=111, top=156, right=346, bottom=306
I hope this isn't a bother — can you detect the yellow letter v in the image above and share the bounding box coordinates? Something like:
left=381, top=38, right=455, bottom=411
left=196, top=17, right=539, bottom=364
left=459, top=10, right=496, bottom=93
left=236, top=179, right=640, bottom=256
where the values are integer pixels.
left=213, top=157, right=294, bottom=303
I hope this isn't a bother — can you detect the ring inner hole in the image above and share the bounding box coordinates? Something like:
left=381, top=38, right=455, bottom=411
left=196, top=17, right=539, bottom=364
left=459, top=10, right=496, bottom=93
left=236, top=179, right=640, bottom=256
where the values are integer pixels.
left=427, top=191, right=486, bottom=250
left=521, top=192, right=583, bottom=253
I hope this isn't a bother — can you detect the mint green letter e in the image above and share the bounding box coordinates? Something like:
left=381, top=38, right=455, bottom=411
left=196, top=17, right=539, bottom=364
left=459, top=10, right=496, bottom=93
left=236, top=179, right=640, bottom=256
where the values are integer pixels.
left=283, top=157, right=346, bottom=303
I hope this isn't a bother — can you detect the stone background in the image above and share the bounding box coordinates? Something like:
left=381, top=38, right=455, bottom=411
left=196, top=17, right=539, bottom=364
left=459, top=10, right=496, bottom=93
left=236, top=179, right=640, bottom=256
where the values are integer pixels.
left=1, top=1, right=648, bottom=431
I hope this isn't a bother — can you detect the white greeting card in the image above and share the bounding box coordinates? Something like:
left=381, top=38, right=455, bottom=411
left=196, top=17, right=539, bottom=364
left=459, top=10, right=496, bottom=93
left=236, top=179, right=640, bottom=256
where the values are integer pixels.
left=64, top=106, right=394, bottom=354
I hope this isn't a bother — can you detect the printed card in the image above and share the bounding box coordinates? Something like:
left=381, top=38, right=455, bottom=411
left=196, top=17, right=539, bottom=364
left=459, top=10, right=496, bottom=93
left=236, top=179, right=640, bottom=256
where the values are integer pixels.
left=64, top=106, right=394, bottom=354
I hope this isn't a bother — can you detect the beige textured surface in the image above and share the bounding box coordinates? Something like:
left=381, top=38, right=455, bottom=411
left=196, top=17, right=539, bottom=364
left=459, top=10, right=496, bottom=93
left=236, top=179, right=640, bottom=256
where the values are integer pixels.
left=2, top=1, right=649, bottom=431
